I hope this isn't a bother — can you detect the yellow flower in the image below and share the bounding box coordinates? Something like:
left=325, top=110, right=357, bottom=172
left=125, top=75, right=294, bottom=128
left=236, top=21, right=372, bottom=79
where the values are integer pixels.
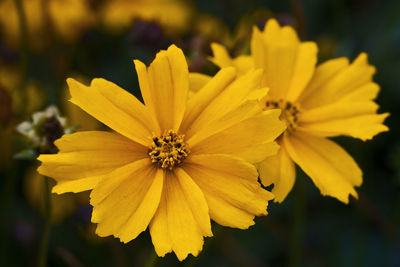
left=100, top=0, right=192, bottom=35
left=0, top=0, right=94, bottom=50
left=210, top=19, right=389, bottom=203
left=37, top=45, right=285, bottom=260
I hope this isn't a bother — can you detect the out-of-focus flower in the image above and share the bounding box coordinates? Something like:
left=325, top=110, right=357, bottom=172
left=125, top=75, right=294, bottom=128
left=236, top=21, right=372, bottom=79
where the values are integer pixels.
left=210, top=19, right=389, bottom=203
left=100, top=0, right=192, bottom=35
left=16, top=105, right=75, bottom=154
left=0, top=0, right=95, bottom=50
left=37, top=45, right=285, bottom=260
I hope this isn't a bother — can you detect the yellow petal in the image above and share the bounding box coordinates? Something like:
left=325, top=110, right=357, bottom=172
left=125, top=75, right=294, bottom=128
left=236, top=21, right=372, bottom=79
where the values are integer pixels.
left=179, top=67, right=236, bottom=134
left=297, top=57, right=349, bottom=106
left=284, top=132, right=362, bottom=203
left=233, top=55, right=255, bottom=74
left=67, top=78, right=152, bottom=145
left=188, top=100, right=263, bottom=144
left=209, top=43, right=254, bottom=75
left=90, top=159, right=162, bottom=242
left=339, top=82, right=380, bottom=102
left=90, top=78, right=158, bottom=133
left=150, top=171, right=208, bottom=261
left=62, top=82, right=102, bottom=131
left=149, top=185, right=171, bottom=258
left=250, top=26, right=265, bottom=73
left=209, top=43, right=233, bottom=69
left=185, top=68, right=263, bottom=138
left=189, top=108, right=285, bottom=163
left=53, top=131, right=145, bottom=152
left=251, top=19, right=317, bottom=101
left=184, top=154, right=274, bottom=229
left=117, top=169, right=164, bottom=242
left=299, top=99, right=389, bottom=141
left=37, top=131, right=147, bottom=194
left=189, top=72, right=212, bottom=94
left=298, top=66, right=388, bottom=141
left=300, top=101, right=379, bottom=123
left=300, top=53, right=376, bottom=109
left=175, top=168, right=212, bottom=237
left=285, top=42, right=318, bottom=102
left=134, top=45, right=189, bottom=132
left=257, top=145, right=296, bottom=203
left=299, top=113, right=389, bottom=141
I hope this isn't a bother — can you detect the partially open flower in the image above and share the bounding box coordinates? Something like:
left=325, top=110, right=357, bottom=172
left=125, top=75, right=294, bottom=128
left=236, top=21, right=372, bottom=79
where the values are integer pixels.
left=17, top=105, right=75, bottom=154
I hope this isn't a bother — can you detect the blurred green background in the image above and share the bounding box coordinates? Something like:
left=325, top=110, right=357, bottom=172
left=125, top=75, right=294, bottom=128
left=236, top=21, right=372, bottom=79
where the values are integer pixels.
left=0, top=0, right=399, bottom=266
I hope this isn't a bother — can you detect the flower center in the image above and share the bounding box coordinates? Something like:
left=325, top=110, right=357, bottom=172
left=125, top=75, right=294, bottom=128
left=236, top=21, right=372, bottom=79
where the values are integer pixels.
left=148, top=130, right=190, bottom=170
left=264, top=99, right=300, bottom=132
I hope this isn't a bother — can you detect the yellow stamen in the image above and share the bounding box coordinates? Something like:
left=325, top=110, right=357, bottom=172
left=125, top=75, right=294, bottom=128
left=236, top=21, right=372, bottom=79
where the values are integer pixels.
left=148, top=130, right=190, bottom=170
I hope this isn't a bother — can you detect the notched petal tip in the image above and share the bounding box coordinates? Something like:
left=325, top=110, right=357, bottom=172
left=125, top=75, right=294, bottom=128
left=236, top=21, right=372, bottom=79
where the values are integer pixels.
left=166, top=44, right=187, bottom=63
left=210, top=42, right=226, bottom=51
left=209, top=43, right=235, bottom=69
left=36, top=164, right=44, bottom=176
left=65, top=77, right=76, bottom=86
left=133, top=59, right=146, bottom=69
left=305, top=41, right=318, bottom=52
left=264, top=17, right=280, bottom=30
left=355, top=52, right=368, bottom=62
left=252, top=24, right=261, bottom=33
left=167, top=43, right=180, bottom=51
left=324, top=189, right=358, bottom=205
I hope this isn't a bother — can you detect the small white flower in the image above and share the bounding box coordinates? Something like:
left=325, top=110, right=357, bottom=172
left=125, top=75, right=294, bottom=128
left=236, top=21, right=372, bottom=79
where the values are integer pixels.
left=16, top=105, right=74, bottom=151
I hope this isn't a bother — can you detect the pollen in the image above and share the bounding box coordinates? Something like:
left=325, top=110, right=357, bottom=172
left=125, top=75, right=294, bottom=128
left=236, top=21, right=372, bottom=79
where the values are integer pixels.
left=264, top=99, right=300, bottom=132
left=148, top=130, right=190, bottom=170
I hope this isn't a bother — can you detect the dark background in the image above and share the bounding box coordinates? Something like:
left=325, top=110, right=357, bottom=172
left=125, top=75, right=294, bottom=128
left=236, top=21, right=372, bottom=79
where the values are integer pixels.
left=0, top=0, right=399, bottom=266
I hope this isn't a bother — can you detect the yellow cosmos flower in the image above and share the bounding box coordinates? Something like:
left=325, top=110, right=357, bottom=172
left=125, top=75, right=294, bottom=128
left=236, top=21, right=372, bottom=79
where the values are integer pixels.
left=37, top=45, right=285, bottom=260
left=209, top=19, right=389, bottom=204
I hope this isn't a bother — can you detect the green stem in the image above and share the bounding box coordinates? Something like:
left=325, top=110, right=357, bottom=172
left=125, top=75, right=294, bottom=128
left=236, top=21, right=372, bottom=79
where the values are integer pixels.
left=38, top=177, right=52, bottom=267
left=145, top=250, right=158, bottom=267
left=288, top=177, right=306, bottom=267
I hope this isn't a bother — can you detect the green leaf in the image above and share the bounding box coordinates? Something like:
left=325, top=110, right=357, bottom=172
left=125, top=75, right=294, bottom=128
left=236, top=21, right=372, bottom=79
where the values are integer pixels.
left=14, top=149, right=38, bottom=160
